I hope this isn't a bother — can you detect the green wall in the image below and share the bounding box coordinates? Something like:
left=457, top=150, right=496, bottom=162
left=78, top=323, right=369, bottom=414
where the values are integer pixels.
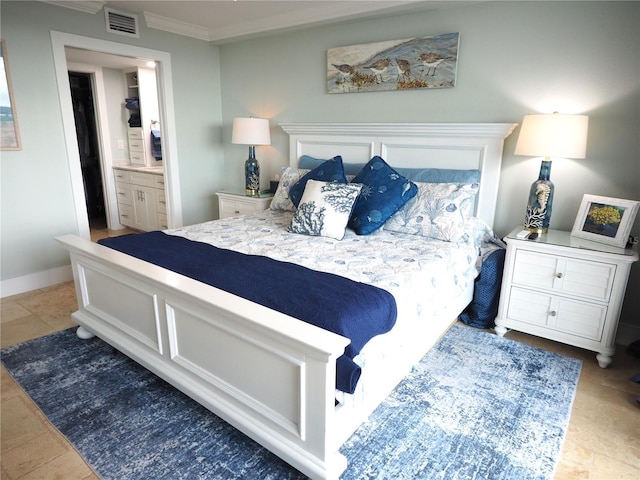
left=218, top=1, right=640, bottom=327
left=0, top=1, right=224, bottom=283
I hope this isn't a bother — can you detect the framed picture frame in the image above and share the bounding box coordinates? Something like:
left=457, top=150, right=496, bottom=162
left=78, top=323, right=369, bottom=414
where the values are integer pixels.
left=571, top=194, right=639, bottom=248
left=1, top=38, right=21, bottom=150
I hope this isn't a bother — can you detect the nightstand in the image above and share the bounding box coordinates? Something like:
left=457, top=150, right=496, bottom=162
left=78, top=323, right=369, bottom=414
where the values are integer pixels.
left=495, top=227, right=638, bottom=368
left=216, top=190, right=273, bottom=219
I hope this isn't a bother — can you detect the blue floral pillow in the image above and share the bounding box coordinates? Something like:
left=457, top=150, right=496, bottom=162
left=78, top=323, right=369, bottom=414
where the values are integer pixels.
left=289, top=156, right=347, bottom=208
left=348, top=156, right=418, bottom=235
left=384, top=182, right=480, bottom=242
left=289, top=180, right=362, bottom=240
left=270, top=166, right=311, bottom=212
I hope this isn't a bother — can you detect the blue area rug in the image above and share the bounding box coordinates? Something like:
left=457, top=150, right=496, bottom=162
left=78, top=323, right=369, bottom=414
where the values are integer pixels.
left=2, top=323, right=581, bottom=479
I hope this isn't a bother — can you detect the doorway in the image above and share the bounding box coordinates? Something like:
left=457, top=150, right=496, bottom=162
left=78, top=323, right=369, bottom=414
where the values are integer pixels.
left=68, top=71, right=107, bottom=233
left=51, top=31, right=183, bottom=241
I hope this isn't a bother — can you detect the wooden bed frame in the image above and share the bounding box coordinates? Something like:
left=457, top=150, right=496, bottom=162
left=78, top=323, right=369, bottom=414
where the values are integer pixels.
left=57, top=122, right=516, bottom=479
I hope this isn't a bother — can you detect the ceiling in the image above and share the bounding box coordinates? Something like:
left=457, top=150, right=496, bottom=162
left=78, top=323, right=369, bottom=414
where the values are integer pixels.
left=49, top=1, right=476, bottom=44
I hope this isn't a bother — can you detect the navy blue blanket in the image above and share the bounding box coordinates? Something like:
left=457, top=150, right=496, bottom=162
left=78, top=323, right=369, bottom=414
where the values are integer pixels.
left=98, top=232, right=397, bottom=393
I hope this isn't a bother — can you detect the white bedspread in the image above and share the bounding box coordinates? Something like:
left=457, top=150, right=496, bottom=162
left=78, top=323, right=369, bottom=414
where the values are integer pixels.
left=166, top=210, right=481, bottom=323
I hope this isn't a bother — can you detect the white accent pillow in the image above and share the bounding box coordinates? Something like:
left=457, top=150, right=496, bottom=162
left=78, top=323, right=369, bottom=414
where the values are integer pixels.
left=384, top=182, right=479, bottom=242
left=270, top=167, right=310, bottom=212
left=289, top=180, right=362, bottom=240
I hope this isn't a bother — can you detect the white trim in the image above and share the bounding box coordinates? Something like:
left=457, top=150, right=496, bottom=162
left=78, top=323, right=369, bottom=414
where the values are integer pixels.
left=43, top=1, right=104, bottom=15
left=50, top=31, right=183, bottom=240
left=144, top=11, right=210, bottom=42
left=0, top=266, right=73, bottom=298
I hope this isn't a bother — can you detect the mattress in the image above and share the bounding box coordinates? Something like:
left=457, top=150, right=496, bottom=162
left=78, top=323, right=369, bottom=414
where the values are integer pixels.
left=167, top=209, right=479, bottom=331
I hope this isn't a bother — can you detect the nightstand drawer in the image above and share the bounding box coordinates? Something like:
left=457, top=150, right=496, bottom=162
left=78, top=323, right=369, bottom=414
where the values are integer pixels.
left=220, top=200, right=255, bottom=217
left=216, top=192, right=273, bottom=219
left=512, top=250, right=616, bottom=302
left=507, top=287, right=607, bottom=341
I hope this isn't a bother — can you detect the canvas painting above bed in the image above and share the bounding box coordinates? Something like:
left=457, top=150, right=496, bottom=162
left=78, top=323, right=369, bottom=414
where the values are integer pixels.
left=57, top=122, right=517, bottom=479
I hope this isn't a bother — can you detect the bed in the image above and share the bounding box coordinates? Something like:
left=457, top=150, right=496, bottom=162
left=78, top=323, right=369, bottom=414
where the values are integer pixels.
left=56, top=122, right=516, bottom=479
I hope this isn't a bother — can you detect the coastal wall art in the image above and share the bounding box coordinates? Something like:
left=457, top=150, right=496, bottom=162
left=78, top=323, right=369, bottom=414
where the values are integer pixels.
left=1, top=39, right=21, bottom=150
left=327, top=32, right=459, bottom=94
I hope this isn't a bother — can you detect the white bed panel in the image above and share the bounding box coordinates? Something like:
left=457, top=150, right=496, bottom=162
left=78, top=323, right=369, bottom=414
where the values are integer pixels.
left=78, top=261, right=163, bottom=354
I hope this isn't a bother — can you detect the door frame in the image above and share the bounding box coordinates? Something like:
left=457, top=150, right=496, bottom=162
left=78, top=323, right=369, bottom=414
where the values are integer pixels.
left=51, top=31, right=183, bottom=239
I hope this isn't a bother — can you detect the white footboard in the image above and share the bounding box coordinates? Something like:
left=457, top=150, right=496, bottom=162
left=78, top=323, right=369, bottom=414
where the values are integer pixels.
left=57, top=234, right=351, bottom=479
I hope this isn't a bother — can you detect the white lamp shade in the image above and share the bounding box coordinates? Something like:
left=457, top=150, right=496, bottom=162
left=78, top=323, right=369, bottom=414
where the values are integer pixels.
left=232, top=117, right=271, bottom=146
left=515, top=113, right=589, bottom=159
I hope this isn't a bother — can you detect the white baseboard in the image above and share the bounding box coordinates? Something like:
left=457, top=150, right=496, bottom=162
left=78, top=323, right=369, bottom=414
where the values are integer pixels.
left=616, top=322, right=640, bottom=347
left=0, top=265, right=73, bottom=298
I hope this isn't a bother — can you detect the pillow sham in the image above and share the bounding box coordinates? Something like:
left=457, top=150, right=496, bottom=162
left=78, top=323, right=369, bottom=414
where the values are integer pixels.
left=300, top=155, right=364, bottom=177
left=270, top=166, right=310, bottom=212
left=395, top=167, right=480, bottom=184
left=384, top=181, right=480, bottom=242
left=288, top=180, right=362, bottom=240
left=348, top=156, right=418, bottom=235
left=289, top=156, right=348, bottom=208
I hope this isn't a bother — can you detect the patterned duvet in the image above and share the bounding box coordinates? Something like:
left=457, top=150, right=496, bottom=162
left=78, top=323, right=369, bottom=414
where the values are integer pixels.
left=166, top=209, right=490, bottom=324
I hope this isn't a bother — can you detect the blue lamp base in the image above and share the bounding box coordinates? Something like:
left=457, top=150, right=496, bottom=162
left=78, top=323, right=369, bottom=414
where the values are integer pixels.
left=523, top=160, right=554, bottom=234
left=245, top=146, right=260, bottom=197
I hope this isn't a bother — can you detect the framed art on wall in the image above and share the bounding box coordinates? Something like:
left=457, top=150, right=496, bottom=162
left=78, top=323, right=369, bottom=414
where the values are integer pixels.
left=1, top=38, right=21, bottom=150
left=327, top=32, right=459, bottom=94
left=571, top=194, right=639, bottom=248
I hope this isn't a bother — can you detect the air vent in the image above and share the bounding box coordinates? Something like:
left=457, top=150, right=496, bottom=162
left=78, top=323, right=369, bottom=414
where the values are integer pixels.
left=105, top=7, right=139, bottom=38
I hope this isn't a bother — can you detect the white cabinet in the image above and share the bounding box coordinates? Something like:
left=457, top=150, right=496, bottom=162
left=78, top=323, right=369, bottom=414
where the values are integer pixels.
left=216, top=191, right=273, bottom=219
left=124, top=67, right=160, bottom=168
left=495, top=228, right=638, bottom=367
left=114, top=167, right=165, bottom=232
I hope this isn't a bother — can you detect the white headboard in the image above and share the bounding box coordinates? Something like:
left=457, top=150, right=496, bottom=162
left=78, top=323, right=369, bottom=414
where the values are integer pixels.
left=280, top=123, right=517, bottom=228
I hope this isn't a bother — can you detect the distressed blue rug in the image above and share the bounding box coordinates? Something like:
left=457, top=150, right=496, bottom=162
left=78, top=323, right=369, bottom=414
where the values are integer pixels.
left=2, top=323, right=581, bottom=479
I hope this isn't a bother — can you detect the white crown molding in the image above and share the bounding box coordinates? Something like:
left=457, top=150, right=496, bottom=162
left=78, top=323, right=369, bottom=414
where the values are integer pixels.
left=144, top=11, right=210, bottom=42
left=206, top=1, right=425, bottom=43
left=43, top=1, right=105, bottom=15
left=280, top=123, right=518, bottom=139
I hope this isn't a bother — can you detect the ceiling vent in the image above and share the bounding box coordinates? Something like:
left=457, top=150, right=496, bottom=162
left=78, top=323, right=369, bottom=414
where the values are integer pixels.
left=105, top=7, right=139, bottom=38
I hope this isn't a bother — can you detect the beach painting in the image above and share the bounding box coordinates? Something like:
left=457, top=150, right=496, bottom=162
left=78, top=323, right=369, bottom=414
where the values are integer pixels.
left=328, top=32, right=459, bottom=94
left=1, top=39, right=20, bottom=150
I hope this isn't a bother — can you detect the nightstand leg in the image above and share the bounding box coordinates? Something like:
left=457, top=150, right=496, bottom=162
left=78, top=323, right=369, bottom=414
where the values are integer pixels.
left=596, top=353, right=613, bottom=368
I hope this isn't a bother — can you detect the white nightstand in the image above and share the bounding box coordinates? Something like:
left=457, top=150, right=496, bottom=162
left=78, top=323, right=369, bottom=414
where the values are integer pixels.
left=495, top=227, right=638, bottom=368
left=216, top=190, right=273, bottom=219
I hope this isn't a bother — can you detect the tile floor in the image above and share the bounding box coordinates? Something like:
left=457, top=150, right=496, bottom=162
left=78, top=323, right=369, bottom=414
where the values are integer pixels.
left=1, top=239, right=639, bottom=478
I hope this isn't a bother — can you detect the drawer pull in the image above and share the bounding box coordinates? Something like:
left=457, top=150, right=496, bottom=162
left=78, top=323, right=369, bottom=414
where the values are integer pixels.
left=555, top=272, right=563, bottom=278
left=549, top=310, right=557, bottom=317
left=235, top=210, right=240, bottom=214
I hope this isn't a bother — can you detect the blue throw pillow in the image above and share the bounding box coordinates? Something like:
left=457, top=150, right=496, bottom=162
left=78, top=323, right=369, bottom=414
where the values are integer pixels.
left=348, top=156, right=418, bottom=235
left=289, top=156, right=347, bottom=207
left=459, top=248, right=506, bottom=329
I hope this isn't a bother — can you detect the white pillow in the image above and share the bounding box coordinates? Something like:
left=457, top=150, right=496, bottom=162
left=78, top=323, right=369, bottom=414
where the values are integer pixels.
left=270, top=167, right=310, bottom=212
left=384, top=182, right=479, bottom=242
left=288, top=180, right=362, bottom=240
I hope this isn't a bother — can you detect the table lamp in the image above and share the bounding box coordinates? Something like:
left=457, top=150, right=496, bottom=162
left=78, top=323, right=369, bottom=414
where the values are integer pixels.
left=232, top=117, right=271, bottom=196
left=515, top=112, right=589, bottom=234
